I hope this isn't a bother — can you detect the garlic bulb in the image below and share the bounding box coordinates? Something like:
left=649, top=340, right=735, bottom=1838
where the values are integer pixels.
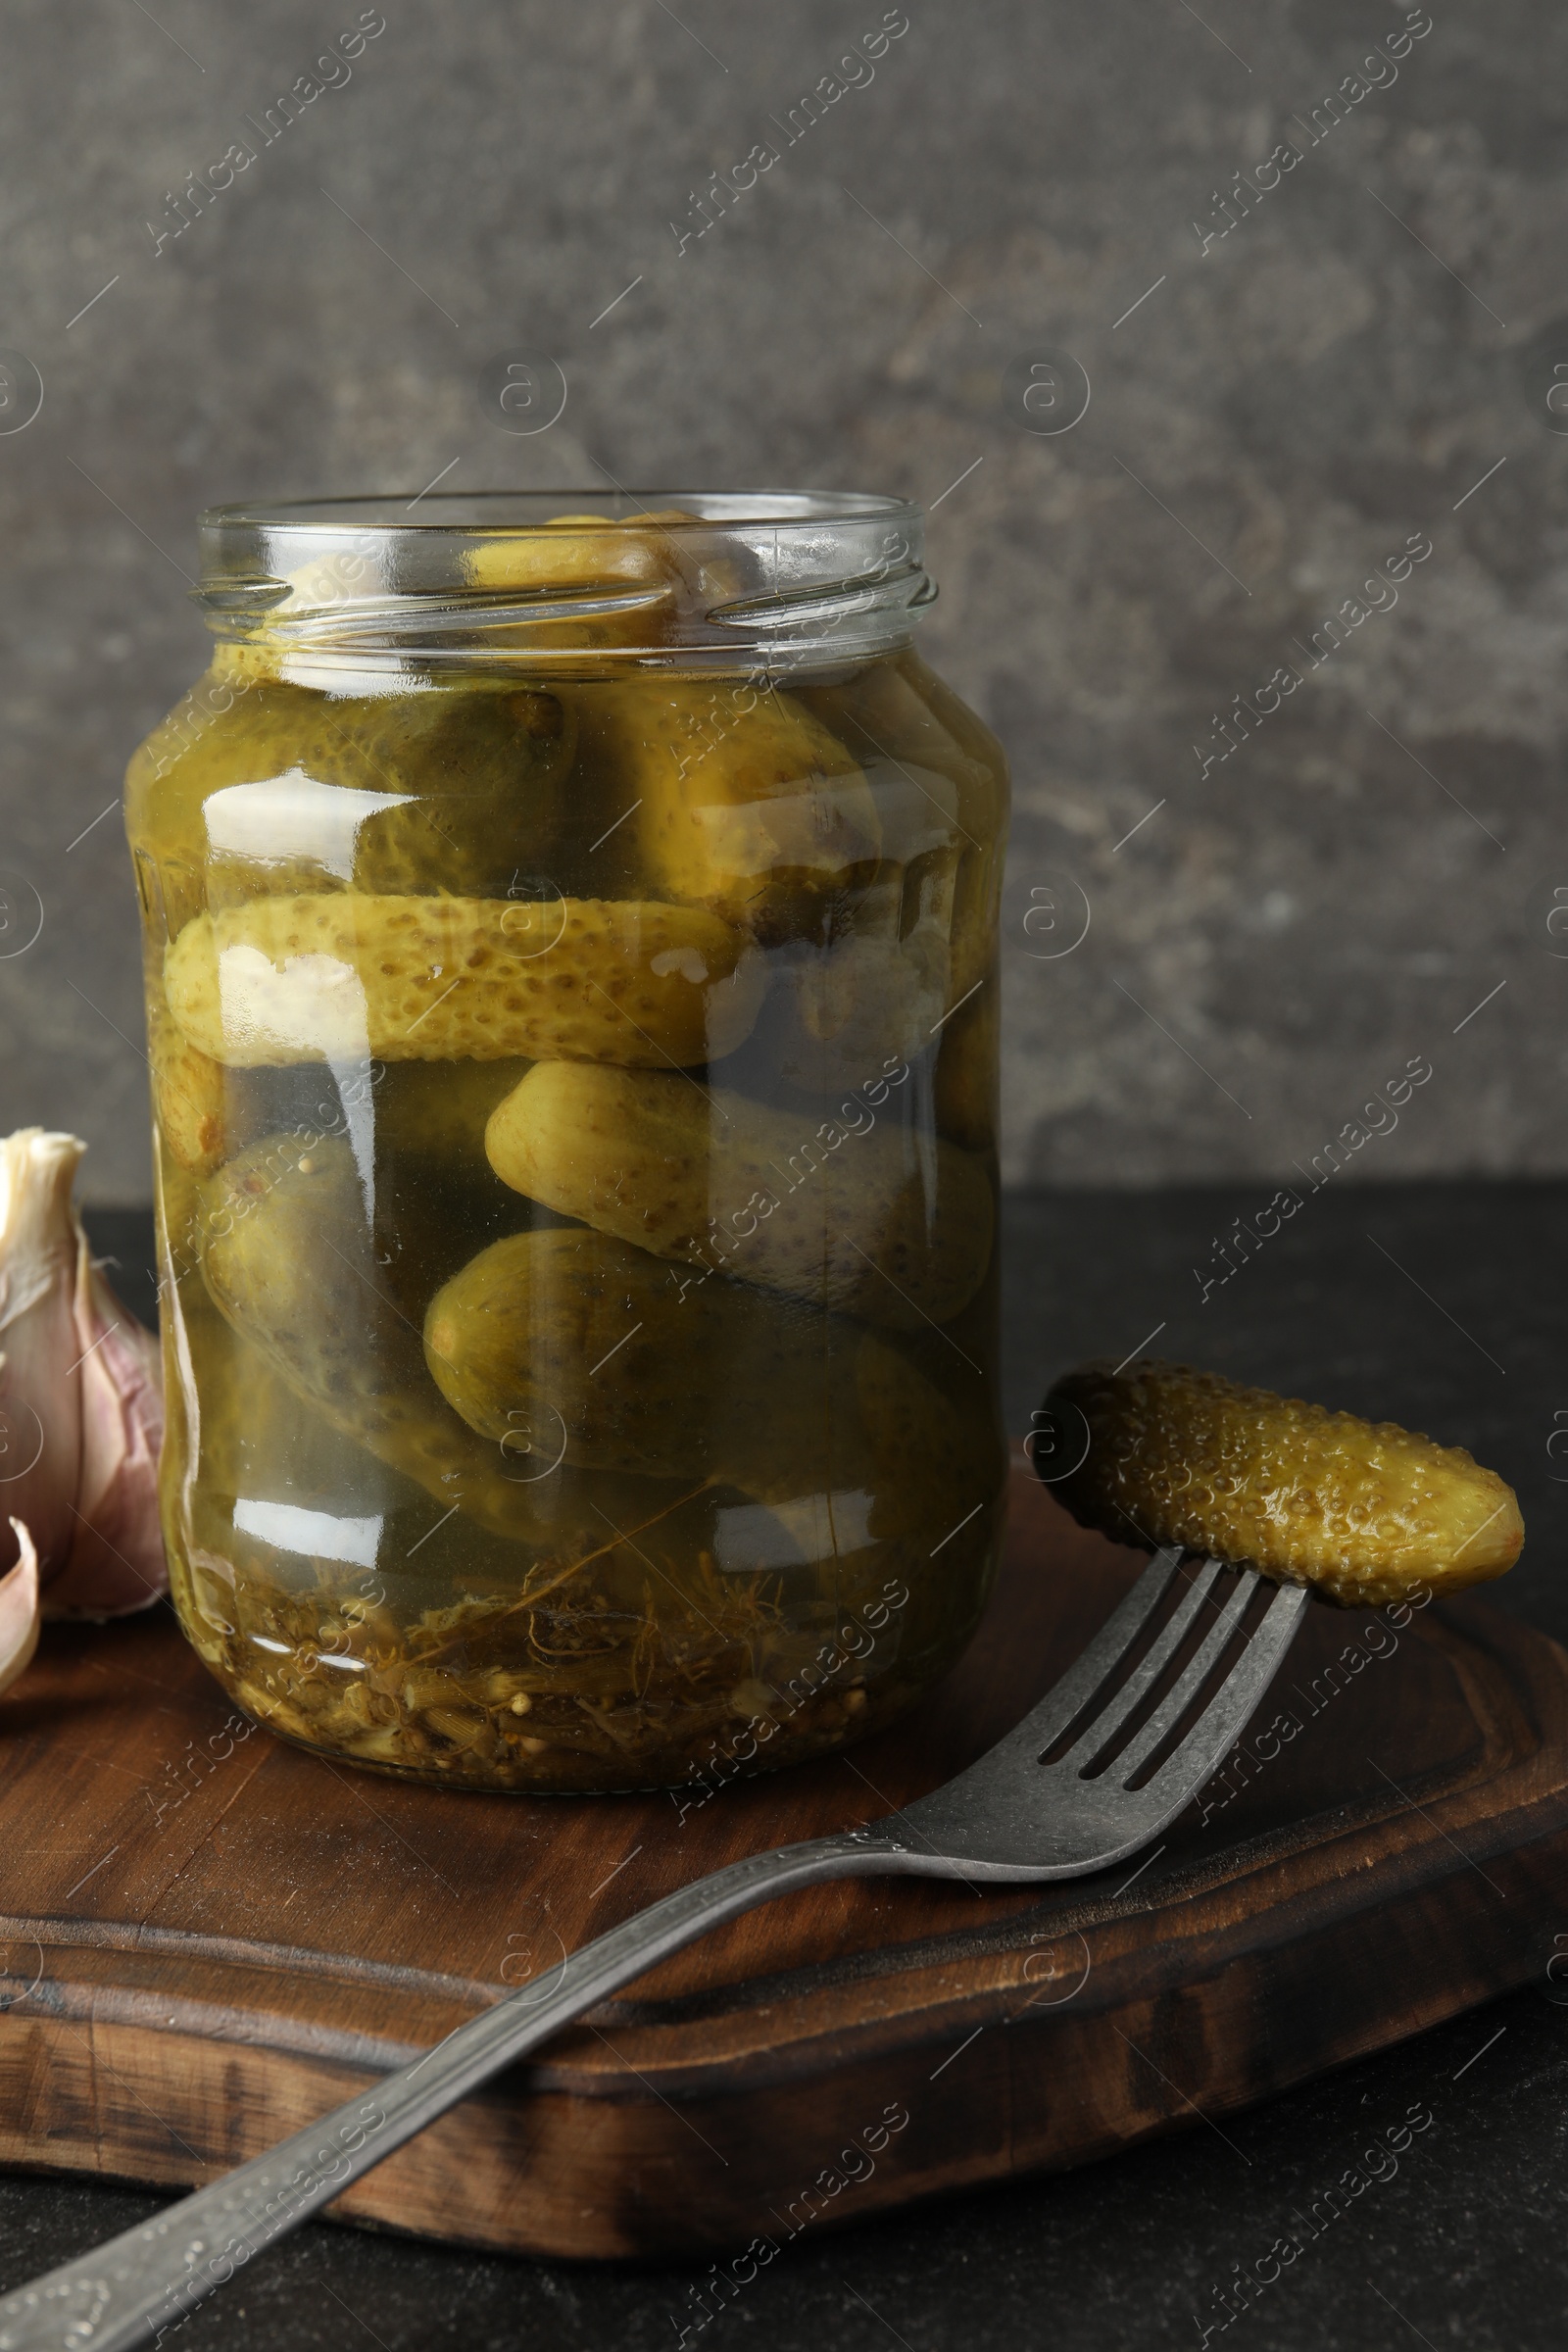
left=0, top=1130, right=167, bottom=1690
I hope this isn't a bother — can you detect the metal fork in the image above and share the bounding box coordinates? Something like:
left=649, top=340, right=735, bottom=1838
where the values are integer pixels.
left=0, top=1548, right=1306, bottom=2352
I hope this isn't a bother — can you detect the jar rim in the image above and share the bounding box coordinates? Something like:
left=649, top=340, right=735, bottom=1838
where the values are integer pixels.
left=200, top=488, right=923, bottom=534
left=194, top=488, right=934, bottom=674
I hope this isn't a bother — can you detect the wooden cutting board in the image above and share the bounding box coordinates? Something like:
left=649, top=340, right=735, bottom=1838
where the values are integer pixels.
left=0, top=1462, right=1562, bottom=2261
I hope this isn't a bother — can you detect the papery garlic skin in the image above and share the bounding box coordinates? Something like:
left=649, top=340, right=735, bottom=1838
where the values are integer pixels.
left=0, top=1132, right=86, bottom=1581
left=0, top=1128, right=168, bottom=1618
left=0, top=1520, right=40, bottom=1694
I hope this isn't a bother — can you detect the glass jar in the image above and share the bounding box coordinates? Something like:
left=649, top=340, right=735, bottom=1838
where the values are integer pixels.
left=124, top=491, right=1009, bottom=1793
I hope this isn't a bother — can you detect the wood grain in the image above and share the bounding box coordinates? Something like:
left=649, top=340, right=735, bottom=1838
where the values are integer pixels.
left=0, top=1462, right=1559, bottom=2259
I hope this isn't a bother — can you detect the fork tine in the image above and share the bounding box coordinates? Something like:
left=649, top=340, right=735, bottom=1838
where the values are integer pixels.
left=1058, top=1556, right=1228, bottom=1767
left=1107, top=1565, right=1255, bottom=1783
left=1142, top=1577, right=1311, bottom=1799
left=1018, top=1546, right=1185, bottom=1754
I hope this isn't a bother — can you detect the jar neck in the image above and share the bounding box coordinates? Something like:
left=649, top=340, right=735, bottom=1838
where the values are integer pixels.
left=193, top=491, right=934, bottom=680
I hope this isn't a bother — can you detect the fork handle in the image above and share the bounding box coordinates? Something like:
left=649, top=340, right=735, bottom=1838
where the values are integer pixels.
left=0, top=1832, right=903, bottom=2352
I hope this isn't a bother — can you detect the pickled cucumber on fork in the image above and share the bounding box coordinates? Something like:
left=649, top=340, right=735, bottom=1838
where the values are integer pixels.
left=196, top=1133, right=681, bottom=1548
left=571, top=675, right=882, bottom=940
left=485, top=1060, right=995, bottom=1328
left=1044, top=1357, right=1524, bottom=1608
left=164, top=891, right=764, bottom=1068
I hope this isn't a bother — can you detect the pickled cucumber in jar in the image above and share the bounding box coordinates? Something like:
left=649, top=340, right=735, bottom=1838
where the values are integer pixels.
left=128, top=672, right=581, bottom=906
left=130, top=493, right=1008, bottom=1793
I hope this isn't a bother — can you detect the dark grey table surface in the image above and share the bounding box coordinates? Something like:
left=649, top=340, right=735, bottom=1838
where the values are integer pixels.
left=5, top=1183, right=1566, bottom=2352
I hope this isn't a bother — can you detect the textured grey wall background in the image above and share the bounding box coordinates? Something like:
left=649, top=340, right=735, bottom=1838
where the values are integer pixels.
left=0, top=0, right=1559, bottom=1200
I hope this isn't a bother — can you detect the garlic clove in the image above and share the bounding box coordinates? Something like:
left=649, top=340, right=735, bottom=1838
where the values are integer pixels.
left=48, top=1231, right=167, bottom=1618
left=0, top=1519, right=40, bottom=1696
left=0, top=1132, right=86, bottom=1582
left=0, top=1127, right=170, bottom=1619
